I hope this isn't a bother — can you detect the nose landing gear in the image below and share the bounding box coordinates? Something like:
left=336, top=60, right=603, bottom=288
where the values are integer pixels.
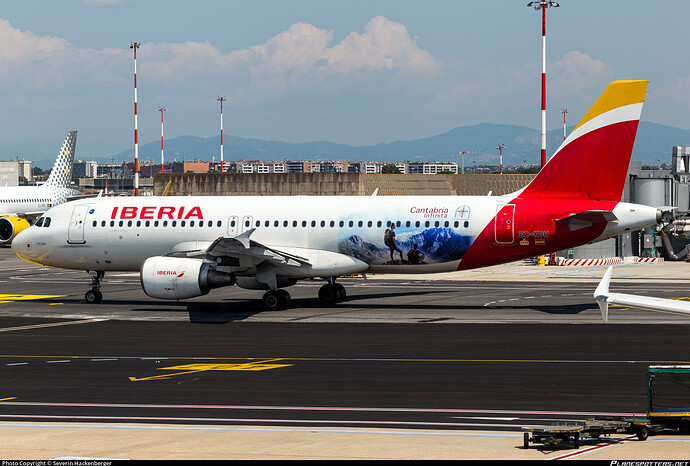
left=85, top=271, right=104, bottom=304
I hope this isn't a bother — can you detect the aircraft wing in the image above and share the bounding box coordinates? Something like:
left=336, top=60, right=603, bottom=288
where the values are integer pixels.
left=204, top=229, right=311, bottom=268
left=556, top=210, right=617, bottom=231
left=594, top=266, right=690, bottom=322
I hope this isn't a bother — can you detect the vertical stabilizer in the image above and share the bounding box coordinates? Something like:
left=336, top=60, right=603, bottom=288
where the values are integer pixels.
left=519, top=80, right=647, bottom=202
left=45, top=131, right=77, bottom=188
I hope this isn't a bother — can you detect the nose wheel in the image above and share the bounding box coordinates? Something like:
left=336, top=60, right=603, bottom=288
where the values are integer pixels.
left=85, top=271, right=104, bottom=304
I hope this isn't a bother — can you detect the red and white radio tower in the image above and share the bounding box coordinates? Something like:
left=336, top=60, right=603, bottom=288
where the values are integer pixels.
left=496, top=144, right=506, bottom=174
left=130, top=42, right=141, bottom=195
left=217, top=96, right=228, bottom=173
left=158, top=106, right=167, bottom=174
left=527, top=1, right=559, bottom=170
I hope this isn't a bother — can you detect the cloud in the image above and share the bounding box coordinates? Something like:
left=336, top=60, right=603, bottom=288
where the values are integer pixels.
left=325, top=16, right=441, bottom=76
left=552, top=51, right=611, bottom=92
left=0, top=19, right=68, bottom=63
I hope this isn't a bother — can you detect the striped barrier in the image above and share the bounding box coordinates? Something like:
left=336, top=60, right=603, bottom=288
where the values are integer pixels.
left=557, top=257, right=623, bottom=266
left=633, top=257, right=664, bottom=263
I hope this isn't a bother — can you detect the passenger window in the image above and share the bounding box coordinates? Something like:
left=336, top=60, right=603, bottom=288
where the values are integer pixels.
left=190, top=221, right=194, bottom=227
left=119, top=220, right=123, bottom=227
left=292, top=220, right=297, bottom=227
left=92, top=221, right=97, bottom=227
left=377, top=221, right=382, bottom=228
left=284, top=220, right=288, bottom=227
left=145, top=220, right=150, bottom=227
left=358, top=220, right=363, bottom=227
left=275, top=220, right=279, bottom=227
left=454, top=221, right=459, bottom=228
left=464, top=221, right=469, bottom=228
left=425, top=221, right=430, bottom=227
left=320, top=220, right=325, bottom=227
left=172, top=221, right=177, bottom=227
left=101, top=220, right=106, bottom=227
left=154, top=220, right=159, bottom=227
left=415, top=221, right=420, bottom=227
left=339, top=221, right=344, bottom=227
left=348, top=221, right=354, bottom=227
left=265, top=220, right=270, bottom=227
left=199, top=221, right=204, bottom=227
left=311, top=220, right=316, bottom=227
left=405, top=221, right=410, bottom=227
left=330, top=220, right=335, bottom=227
left=128, top=221, right=133, bottom=227
left=444, top=221, right=449, bottom=227
left=217, top=220, right=221, bottom=227
left=136, top=220, right=141, bottom=227
left=163, top=221, right=168, bottom=227
left=110, top=220, right=115, bottom=227
left=231, top=220, right=236, bottom=227
left=302, top=220, right=306, bottom=227
left=367, top=221, right=372, bottom=227
left=435, top=221, right=440, bottom=227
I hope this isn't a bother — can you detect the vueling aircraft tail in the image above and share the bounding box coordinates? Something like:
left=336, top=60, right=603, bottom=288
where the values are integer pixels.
left=45, top=130, right=77, bottom=189
left=519, top=80, right=648, bottom=202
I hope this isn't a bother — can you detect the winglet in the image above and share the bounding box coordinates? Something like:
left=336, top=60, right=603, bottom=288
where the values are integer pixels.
left=594, top=266, right=614, bottom=323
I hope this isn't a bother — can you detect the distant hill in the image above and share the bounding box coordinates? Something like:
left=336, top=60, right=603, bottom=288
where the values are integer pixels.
left=33, top=121, right=690, bottom=168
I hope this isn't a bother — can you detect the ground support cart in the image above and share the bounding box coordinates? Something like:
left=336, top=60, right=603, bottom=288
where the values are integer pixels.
left=522, top=417, right=652, bottom=449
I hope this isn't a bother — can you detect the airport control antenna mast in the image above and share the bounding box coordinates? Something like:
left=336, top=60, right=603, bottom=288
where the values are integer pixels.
left=496, top=144, right=506, bottom=174
left=217, top=96, right=228, bottom=173
left=159, top=107, right=167, bottom=174
left=131, top=42, right=141, bottom=196
left=527, top=0, right=559, bottom=170
left=562, top=108, right=568, bottom=141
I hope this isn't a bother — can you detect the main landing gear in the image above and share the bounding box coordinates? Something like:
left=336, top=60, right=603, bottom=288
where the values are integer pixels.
left=260, top=279, right=346, bottom=311
left=85, top=271, right=104, bottom=304
left=261, top=289, right=292, bottom=311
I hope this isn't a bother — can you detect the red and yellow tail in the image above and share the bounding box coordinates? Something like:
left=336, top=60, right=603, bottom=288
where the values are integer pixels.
left=519, top=80, right=648, bottom=202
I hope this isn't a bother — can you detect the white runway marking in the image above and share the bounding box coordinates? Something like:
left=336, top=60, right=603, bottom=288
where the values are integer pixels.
left=0, top=318, right=108, bottom=333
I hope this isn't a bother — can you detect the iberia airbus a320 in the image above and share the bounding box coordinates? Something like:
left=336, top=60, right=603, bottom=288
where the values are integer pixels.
left=13, top=81, right=662, bottom=310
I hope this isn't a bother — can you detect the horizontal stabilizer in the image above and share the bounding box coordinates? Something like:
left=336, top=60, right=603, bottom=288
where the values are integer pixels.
left=556, top=211, right=618, bottom=231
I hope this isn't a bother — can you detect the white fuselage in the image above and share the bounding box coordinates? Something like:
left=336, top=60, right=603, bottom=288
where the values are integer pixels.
left=13, top=194, right=660, bottom=279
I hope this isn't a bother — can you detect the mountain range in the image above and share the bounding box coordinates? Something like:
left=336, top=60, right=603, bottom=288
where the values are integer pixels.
left=31, top=121, right=690, bottom=169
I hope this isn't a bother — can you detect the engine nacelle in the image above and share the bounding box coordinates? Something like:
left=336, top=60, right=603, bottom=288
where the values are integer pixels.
left=0, top=216, right=31, bottom=244
left=140, top=256, right=235, bottom=300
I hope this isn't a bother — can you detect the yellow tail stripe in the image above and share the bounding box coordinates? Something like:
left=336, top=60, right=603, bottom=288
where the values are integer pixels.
left=572, top=80, right=648, bottom=132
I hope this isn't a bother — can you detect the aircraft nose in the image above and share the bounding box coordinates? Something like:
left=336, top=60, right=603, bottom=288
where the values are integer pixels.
left=12, top=228, right=36, bottom=261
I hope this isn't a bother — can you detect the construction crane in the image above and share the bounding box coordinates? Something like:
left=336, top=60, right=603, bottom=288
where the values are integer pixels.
left=458, top=151, right=483, bottom=174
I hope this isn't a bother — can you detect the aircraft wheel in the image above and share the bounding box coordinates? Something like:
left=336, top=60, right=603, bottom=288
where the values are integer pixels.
left=334, top=283, right=346, bottom=303
left=277, top=289, right=291, bottom=308
left=85, top=289, right=102, bottom=304
left=318, top=284, right=338, bottom=305
left=262, top=290, right=281, bottom=311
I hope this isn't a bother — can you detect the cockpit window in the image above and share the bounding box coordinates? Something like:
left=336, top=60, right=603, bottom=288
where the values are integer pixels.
left=35, top=217, right=44, bottom=227
left=43, top=217, right=51, bottom=227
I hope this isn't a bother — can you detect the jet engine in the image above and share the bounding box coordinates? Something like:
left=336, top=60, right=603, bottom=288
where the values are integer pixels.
left=140, top=256, right=235, bottom=300
left=0, top=216, right=31, bottom=244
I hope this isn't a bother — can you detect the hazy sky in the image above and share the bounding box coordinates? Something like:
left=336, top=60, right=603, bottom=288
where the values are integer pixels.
left=2, top=0, right=690, bottom=165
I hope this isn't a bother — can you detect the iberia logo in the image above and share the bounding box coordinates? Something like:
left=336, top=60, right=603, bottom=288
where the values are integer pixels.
left=177, top=271, right=185, bottom=278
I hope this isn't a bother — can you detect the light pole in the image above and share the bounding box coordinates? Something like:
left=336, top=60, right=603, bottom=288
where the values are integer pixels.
left=527, top=1, right=559, bottom=170
left=562, top=108, right=568, bottom=141
left=158, top=106, right=167, bottom=174
left=130, top=42, right=141, bottom=196
left=217, top=96, right=228, bottom=173
left=496, top=144, right=506, bottom=174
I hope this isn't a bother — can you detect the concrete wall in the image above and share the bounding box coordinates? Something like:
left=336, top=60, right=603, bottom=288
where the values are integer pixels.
left=153, top=172, right=537, bottom=197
